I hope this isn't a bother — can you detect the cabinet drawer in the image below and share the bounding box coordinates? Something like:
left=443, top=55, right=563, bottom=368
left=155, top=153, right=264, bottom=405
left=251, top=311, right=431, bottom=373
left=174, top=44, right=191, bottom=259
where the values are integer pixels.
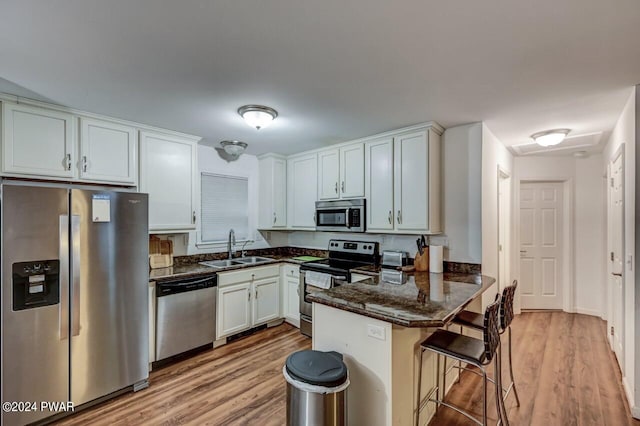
left=281, top=264, right=300, bottom=278
left=218, top=264, right=280, bottom=287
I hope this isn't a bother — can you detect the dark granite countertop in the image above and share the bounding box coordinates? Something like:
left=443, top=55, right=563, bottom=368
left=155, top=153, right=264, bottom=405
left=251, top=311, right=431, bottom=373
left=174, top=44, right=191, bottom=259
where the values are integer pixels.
left=351, top=261, right=482, bottom=276
left=149, top=255, right=316, bottom=281
left=307, top=271, right=495, bottom=328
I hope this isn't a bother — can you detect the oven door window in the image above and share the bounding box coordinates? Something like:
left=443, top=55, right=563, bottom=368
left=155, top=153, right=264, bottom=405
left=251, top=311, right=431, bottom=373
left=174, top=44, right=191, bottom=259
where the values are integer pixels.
left=317, top=209, right=347, bottom=226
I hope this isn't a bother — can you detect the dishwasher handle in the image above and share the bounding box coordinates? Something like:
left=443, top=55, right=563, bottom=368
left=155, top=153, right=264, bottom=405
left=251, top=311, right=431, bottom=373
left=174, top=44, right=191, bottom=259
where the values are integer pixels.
left=157, top=276, right=217, bottom=297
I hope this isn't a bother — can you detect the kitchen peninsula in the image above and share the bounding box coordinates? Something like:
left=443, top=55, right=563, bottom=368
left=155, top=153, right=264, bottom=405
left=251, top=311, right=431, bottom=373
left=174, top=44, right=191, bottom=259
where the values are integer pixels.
left=309, top=271, right=496, bottom=426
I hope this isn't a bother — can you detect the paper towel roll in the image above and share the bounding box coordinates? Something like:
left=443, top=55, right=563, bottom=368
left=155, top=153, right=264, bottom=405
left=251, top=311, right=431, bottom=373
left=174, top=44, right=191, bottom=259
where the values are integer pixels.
left=429, top=245, right=443, bottom=273
left=429, top=273, right=444, bottom=302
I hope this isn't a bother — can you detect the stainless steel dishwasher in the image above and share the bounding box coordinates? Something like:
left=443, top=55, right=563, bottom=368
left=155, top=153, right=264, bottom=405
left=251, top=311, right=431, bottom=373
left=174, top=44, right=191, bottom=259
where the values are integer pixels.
left=155, top=274, right=217, bottom=360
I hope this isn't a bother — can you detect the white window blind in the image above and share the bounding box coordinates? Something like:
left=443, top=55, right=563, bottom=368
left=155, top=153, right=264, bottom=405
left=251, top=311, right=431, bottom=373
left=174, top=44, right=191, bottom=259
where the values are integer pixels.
left=201, top=173, right=249, bottom=242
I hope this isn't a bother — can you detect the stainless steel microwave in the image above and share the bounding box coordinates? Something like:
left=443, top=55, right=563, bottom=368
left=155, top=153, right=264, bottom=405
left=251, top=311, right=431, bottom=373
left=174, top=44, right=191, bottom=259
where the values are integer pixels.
left=315, top=199, right=365, bottom=232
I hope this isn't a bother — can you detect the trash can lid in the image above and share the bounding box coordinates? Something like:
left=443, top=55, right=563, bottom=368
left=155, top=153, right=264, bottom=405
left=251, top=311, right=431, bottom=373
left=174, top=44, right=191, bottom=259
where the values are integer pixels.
left=285, top=350, right=348, bottom=387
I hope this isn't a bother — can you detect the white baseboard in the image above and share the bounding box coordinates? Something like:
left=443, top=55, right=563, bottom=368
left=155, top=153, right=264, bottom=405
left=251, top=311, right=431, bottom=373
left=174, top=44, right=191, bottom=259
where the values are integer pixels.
left=573, top=307, right=602, bottom=317
left=623, top=376, right=637, bottom=417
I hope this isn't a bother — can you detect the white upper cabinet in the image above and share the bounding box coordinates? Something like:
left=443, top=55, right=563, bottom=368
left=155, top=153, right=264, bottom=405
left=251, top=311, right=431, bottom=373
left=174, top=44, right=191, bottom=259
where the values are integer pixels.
left=394, top=131, right=429, bottom=231
left=365, top=125, right=442, bottom=234
left=288, top=153, right=318, bottom=229
left=2, top=102, right=75, bottom=179
left=258, top=154, right=287, bottom=229
left=340, top=143, right=364, bottom=198
left=140, top=131, right=198, bottom=231
left=317, top=144, right=364, bottom=200
left=365, top=137, right=394, bottom=231
left=79, top=118, right=137, bottom=184
left=318, top=149, right=340, bottom=200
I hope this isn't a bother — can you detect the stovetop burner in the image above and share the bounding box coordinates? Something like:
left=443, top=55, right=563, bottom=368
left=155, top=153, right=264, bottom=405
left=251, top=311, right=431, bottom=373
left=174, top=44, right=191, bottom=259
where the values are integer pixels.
left=299, top=239, right=380, bottom=275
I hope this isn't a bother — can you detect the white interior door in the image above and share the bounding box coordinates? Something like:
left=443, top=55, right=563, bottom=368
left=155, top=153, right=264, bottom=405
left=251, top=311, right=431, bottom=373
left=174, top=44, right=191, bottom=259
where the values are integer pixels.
left=609, top=152, right=624, bottom=364
left=519, top=182, right=564, bottom=309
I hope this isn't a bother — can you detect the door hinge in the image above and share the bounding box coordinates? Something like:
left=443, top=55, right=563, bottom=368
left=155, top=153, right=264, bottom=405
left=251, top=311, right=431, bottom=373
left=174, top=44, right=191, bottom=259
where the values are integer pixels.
left=610, top=326, right=614, bottom=336
left=611, top=252, right=615, bottom=261
left=610, top=177, right=614, bottom=187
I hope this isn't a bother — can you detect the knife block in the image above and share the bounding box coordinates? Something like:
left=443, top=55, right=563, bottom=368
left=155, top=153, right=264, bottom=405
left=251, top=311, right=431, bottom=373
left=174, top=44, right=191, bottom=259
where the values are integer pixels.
left=414, top=250, right=429, bottom=272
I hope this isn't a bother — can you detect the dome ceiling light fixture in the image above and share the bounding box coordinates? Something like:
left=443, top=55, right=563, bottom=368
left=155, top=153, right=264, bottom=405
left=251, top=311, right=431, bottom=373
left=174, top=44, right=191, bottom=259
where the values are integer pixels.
left=220, top=140, right=248, bottom=159
left=238, top=104, right=278, bottom=130
left=530, top=128, right=571, bottom=147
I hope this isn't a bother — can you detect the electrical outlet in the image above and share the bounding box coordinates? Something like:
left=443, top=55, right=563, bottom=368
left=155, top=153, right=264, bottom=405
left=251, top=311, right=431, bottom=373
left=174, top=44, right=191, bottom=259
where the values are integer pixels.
left=367, top=324, right=386, bottom=341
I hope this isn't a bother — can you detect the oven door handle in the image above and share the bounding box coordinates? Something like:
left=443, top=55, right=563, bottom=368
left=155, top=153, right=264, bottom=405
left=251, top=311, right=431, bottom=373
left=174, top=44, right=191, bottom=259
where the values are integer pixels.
left=345, top=208, right=351, bottom=229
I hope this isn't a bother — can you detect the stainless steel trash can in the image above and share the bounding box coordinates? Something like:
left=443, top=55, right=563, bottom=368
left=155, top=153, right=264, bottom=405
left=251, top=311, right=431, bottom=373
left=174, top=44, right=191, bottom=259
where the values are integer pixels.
left=284, top=350, right=349, bottom=426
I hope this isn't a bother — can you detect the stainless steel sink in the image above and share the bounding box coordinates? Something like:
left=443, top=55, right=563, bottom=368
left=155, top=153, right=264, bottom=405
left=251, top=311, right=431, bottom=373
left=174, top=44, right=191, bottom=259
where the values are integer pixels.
left=200, top=259, right=245, bottom=268
left=233, top=256, right=276, bottom=265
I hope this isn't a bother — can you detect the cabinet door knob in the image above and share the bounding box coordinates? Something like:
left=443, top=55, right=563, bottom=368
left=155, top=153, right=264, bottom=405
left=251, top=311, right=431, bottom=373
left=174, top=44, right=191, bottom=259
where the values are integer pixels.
left=65, top=154, right=72, bottom=171
left=388, top=210, right=392, bottom=224
left=255, top=289, right=258, bottom=299
left=82, top=156, right=88, bottom=173
left=192, top=211, right=196, bottom=224
left=335, top=182, right=338, bottom=194
left=397, top=210, right=401, bottom=224
left=273, top=212, right=277, bottom=224
left=247, top=289, right=251, bottom=301
left=341, top=181, right=345, bottom=193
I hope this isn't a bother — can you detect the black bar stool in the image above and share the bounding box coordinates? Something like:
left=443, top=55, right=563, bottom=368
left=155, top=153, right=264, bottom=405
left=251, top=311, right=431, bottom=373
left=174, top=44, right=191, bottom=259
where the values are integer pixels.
left=415, top=298, right=508, bottom=426
left=453, top=280, right=520, bottom=407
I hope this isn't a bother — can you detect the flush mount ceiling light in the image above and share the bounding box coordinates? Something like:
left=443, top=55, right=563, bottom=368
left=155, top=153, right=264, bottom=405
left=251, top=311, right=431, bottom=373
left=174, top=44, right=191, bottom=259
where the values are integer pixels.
left=238, top=104, right=278, bottom=130
left=531, top=129, right=571, bottom=147
left=220, top=140, right=248, bottom=159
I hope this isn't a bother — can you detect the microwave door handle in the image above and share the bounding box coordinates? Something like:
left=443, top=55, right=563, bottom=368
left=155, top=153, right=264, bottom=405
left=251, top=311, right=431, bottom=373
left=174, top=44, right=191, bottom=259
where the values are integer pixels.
left=345, top=208, right=351, bottom=228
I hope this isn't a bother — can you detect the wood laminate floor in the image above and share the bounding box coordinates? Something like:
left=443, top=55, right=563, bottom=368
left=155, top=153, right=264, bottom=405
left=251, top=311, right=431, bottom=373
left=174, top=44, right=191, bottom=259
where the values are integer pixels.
left=429, top=312, right=639, bottom=426
left=55, top=313, right=638, bottom=426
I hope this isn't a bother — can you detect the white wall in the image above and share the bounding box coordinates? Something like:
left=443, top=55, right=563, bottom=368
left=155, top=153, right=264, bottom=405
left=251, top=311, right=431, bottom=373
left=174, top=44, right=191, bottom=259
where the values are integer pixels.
left=168, top=145, right=288, bottom=255
left=601, top=87, right=637, bottom=415
left=286, top=230, right=448, bottom=257
left=441, top=123, right=482, bottom=263
left=514, top=155, right=606, bottom=317
left=481, top=124, right=513, bottom=289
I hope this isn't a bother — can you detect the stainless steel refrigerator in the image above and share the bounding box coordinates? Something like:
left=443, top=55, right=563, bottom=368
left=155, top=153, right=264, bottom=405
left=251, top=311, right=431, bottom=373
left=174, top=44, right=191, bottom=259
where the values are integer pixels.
left=1, top=183, right=149, bottom=425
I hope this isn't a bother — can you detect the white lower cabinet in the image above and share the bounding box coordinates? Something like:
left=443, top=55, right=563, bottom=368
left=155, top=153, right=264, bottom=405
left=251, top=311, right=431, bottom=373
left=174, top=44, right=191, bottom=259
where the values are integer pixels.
left=216, top=265, right=280, bottom=339
left=281, top=264, right=300, bottom=326
left=253, top=277, right=280, bottom=325
left=218, top=282, right=253, bottom=338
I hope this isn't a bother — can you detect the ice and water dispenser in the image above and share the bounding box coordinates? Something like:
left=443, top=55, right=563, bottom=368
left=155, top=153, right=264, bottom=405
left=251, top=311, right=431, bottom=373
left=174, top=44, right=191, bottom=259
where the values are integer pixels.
left=12, top=260, right=60, bottom=310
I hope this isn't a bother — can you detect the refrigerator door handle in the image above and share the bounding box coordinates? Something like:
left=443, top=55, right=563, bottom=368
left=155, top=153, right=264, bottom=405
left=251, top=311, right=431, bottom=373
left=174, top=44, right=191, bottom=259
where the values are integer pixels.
left=59, top=215, right=70, bottom=340
left=71, top=215, right=81, bottom=337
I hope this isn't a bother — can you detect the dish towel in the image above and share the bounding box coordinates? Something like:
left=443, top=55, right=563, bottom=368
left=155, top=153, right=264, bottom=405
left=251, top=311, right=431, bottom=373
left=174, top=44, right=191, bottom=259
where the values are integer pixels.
left=305, top=271, right=333, bottom=289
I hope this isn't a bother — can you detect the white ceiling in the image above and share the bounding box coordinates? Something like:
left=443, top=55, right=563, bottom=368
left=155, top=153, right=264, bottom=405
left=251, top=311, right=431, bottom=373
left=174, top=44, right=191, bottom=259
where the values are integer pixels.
left=1, top=0, right=638, bottom=155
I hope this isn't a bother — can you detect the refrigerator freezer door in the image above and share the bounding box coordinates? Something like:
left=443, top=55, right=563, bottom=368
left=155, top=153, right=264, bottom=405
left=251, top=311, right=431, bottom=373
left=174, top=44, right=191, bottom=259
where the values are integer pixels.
left=70, top=189, right=149, bottom=406
left=1, top=185, right=70, bottom=426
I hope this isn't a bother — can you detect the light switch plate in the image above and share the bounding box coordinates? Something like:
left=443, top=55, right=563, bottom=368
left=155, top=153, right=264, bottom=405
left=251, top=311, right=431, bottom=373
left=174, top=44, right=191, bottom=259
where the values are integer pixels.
left=367, top=324, right=386, bottom=341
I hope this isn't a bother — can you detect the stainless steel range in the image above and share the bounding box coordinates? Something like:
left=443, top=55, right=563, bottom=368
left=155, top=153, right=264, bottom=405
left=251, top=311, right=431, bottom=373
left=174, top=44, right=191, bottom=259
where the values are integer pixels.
left=299, top=239, right=379, bottom=337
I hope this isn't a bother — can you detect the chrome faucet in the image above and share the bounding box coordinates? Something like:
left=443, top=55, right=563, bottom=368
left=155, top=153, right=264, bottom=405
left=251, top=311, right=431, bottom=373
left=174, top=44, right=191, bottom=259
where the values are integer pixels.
left=241, top=240, right=254, bottom=257
left=227, top=229, right=236, bottom=259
